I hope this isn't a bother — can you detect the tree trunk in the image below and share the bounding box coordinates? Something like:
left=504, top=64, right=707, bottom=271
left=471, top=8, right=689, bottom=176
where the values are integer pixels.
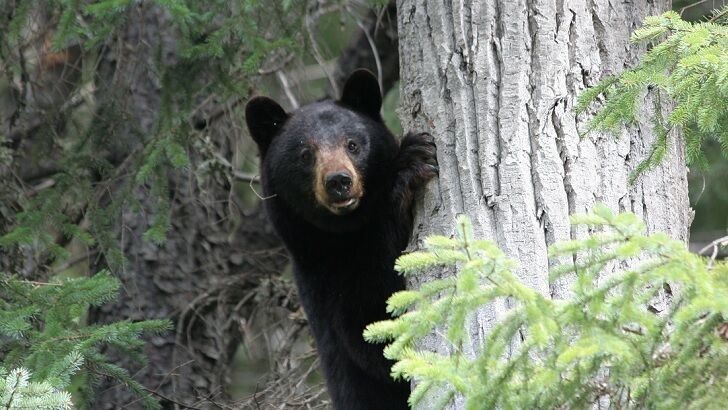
left=397, top=0, right=691, bottom=407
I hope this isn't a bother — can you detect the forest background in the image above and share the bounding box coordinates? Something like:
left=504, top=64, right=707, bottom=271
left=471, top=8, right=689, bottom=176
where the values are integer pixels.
left=1, top=0, right=727, bottom=408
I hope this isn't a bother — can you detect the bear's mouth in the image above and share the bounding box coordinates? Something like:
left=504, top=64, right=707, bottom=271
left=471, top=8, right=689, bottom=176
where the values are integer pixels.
left=328, top=197, right=360, bottom=214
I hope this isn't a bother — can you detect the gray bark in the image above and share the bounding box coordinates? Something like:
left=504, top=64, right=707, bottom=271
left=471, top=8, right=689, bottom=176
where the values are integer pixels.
left=0, top=4, right=83, bottom=276
left=397, top=0, right=691, bottom=407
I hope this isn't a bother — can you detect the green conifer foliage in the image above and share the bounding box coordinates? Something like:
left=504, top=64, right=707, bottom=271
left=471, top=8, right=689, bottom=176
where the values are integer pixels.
left=0, top=271, right=171, bottom=408
left=577, top=6, right=728, bottom=181
left=366, top=206, right=728, bottom=409
left=0, top=367, right=72, bottom=410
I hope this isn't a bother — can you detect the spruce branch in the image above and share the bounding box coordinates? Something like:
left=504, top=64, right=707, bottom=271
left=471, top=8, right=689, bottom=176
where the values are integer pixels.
left=577, top=6, right=728, bottom=181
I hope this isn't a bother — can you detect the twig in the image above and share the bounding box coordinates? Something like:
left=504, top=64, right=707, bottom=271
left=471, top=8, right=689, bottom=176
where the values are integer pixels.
left=621, top=325, right=645, bottom=336
left=249, top=176, right=276, bottom=200
left=140, top=387, right=205, bottom=410
left=305, top=10, right=340, bottom=96
left=19, top=280, right=63, bottom=287
left=709, top=4, right=728, bottom=22
left=258, top=52, right=295, bottom=75
left=26, top=178, right=56, bottom=197
left=698, top=235, right=728, bottom=267
left=211, top=152, right=261, bottom=184
left=94, top=362, right=204, bottom=410
left=276, top=70, right=300, bottom=109
left=190, top=96, right=246, bottom=130
left=680, top=0, right=709, bottom=16
left=348, top=6, right=383, bottom=94
left=8, top=89, right=86, bottom=145
left=233, top=171, right=260, bottom=183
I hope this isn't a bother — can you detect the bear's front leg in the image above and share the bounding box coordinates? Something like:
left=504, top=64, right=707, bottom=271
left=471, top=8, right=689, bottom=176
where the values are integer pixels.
left=392, top=132, right=438, bottom=217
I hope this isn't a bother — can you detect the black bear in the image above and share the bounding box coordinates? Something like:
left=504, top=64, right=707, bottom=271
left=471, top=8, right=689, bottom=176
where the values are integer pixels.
left=245, top=69, right=437, bottom=409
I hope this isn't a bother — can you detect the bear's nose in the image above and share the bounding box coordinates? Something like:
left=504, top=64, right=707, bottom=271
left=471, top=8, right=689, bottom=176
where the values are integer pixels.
left=325, top=172, right=352, bottom=199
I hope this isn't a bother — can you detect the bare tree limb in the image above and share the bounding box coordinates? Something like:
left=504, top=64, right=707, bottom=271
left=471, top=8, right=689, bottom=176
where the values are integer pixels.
left=332, top=1, right=398, bottom=96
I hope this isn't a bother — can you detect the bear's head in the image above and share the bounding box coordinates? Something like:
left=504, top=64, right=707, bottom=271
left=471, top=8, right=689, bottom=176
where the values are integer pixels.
left=245, top=70, right=398, bottom=231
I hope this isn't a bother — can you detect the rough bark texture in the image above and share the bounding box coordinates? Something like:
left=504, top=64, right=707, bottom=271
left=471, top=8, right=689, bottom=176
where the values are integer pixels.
left=397, top=0, right=691, bottom=407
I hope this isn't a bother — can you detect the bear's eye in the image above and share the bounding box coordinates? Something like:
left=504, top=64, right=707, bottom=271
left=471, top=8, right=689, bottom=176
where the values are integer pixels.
left=347, top=140, right=359, bottom=154
left=299, top=149, right=313, bottom=164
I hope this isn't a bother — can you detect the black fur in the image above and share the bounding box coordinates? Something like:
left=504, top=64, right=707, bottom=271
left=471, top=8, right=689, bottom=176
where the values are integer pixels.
left=246, top=69, right=437, bottom=409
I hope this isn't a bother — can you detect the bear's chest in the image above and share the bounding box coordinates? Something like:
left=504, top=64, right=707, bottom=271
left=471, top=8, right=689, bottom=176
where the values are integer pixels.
left=290, top=235, right=404, bottom=323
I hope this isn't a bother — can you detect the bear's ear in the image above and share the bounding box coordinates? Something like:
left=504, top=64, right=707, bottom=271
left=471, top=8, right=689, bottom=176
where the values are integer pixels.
left=339, top=69, right=382, bottom=120
left=245, top=96, right=288, bottom=155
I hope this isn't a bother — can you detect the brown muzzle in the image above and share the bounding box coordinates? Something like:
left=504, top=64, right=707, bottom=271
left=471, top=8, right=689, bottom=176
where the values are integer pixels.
left=313, top=146, right=363, bottom=214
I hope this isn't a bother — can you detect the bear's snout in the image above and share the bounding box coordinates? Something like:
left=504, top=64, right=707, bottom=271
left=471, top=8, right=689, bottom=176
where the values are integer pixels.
left=313, top=145, right=363, bottom=215
left=325, top=172, right=353, bottom=200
